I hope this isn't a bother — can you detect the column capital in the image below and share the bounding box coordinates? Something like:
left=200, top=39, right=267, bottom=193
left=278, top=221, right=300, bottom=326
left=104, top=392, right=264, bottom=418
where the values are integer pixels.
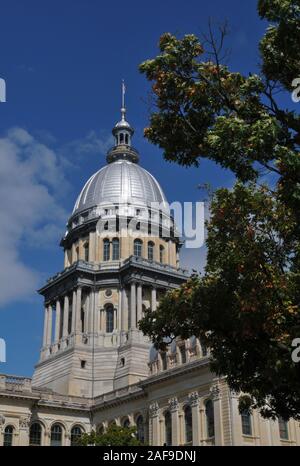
left=168, top=397, right=179, bottom=412
left=210, top=384, right=221, bottom=401
left=19, top=415, right=31, bottom=430
left=149, top=402, right=159, bottom=418
left=188, top=391, right=200, bottom=407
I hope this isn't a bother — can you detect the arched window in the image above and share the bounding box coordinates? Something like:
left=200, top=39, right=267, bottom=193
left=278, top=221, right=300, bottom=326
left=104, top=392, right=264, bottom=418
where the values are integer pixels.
left=103, top=239, right=110, bottom=261
left=241, top=410, right=252, bottom=436
left=122, top=417, right=130, bottom=429
left=76, top=246, right=79, bottom=261
left=205, top=400, right=215, bottom=438
left=164, top=411, right=172, bottom=446
left=84, top=242, right=89, bottom=262
left=134, top=239, right=142, bottom=258
left=184, top=405, right=193, bottom=444
left=71, top=425, right=83, bottom=446
left=3, top=425, right=14, bottom=446
left=125, top=134, right=129, bottom=145
left=120, top=133, right=124, bottom=143
left=159, top=245, right=164, bottom=263
left=29, top=423, right=42, bottom=446
left=278, top=417, right=289, bottom=440
left=50, top=424, right=62, bottom=446
left=148, top=242, right=154, bottom=261
left=136, top=415, right=144, bottom=444
left=112, top=238, right=120, bottom=260
left=106, top=304, right=114, bottom=333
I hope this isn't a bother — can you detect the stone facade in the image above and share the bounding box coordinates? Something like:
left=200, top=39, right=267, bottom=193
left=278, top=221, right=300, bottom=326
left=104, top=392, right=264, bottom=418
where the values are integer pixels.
left=1, top=102, right=299, bottom=446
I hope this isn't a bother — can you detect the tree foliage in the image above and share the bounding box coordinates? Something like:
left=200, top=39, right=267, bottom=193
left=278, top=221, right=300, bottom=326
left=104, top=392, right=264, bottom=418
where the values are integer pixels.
left=77, top=425, right=142, bottom=446
left=139, top=0, right=300, bottom=420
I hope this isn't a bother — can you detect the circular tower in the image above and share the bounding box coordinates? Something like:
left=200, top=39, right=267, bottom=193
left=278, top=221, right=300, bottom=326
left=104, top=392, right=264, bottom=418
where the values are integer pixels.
left=33, top=96, right=187, bottom=397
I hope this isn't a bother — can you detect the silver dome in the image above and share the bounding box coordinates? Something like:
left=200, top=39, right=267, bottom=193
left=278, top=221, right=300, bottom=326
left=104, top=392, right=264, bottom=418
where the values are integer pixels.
left=73, top=159, right=167, bottom=214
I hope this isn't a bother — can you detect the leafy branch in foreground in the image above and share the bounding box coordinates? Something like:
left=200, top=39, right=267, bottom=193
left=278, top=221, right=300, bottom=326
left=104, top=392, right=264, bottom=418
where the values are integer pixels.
left=139, top=0, right=300, bottom=420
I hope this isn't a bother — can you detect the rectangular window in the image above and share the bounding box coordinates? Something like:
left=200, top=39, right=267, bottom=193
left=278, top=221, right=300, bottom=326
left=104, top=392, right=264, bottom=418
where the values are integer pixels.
left=103, top=240, right=110, bottom=261
left=279, top=418, right=289, bottom=440
left=241, top=411, right=252, bottom=436
left=112, top=239, right=120, bottom=260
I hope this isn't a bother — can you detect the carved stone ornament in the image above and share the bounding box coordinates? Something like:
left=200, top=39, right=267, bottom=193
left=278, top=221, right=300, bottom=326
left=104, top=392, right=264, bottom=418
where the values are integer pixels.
left=19, top=415, right=31, bottom=429
left=168, top=397, right=179, bottom=412
left=149, top=402, right=159, bottom=418
left=188, top=391, right=199, bottom=407
left=210, top=384, right=220, bottom=400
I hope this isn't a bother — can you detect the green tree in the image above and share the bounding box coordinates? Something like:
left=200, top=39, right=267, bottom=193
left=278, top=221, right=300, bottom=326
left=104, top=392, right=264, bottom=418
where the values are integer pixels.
left=77, top=425, right=143, bottom=446
left=139, top=0, right=300, bottom=420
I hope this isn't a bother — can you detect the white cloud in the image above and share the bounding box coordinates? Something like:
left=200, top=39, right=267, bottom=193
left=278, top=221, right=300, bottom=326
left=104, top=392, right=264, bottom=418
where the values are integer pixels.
left=0, top=128, right=68, bottom=307
left=61, top=130, right=113, bottom=159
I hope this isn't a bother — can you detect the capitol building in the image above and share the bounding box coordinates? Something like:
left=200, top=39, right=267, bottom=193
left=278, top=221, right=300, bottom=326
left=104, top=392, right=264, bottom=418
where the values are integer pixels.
left=0, top=99, right=300, bottom=447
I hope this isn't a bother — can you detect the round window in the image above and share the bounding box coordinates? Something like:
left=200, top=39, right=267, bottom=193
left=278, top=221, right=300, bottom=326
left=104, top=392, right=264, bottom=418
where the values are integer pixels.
left=105, top=289, right=112, bottom=298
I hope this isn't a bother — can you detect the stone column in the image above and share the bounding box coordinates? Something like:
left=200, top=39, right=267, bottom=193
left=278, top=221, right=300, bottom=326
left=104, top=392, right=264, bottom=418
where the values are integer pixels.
left=130, top=282, right=136, bottom=329
left=189, top=391, right=201, bottom=446
left=118, top=288, right=122, bottom=331
left=100, top=308, right=104, bottom=332
left=114, top=306, right=117, bottom=331
left=75, top=287, right=82, bottom=332
left=89, top=231, right=96, bottom=262
left=169, top=397, right=179, bottom=446
left=211, top=384, right=223, bottom=445
left=94, top=290, right=100, bottom=333
left=121, top=287, right=128, bottom=332
left=137, top=284, right=142, bottom=323
left=71, top=290, right=76, bottom=333
left=42, top=305, right=48, bottom=347
left=229, top=392, right=243, bottom=445
left=54, top=300, right=61, bottom=342
left=88, top=290, right=94, bottom=333
left=199, top=406, right=206, bottom=445
left=63, top=295, right=69, bottom=338
left=46, top=304, right=53, bottom=346
left=149, top=402, right=160, bottom=446
left=19, top=416, right=31, bottom=446
left=85, top=293, right=90, bottom=333
left=151, top=287, right=157, bottom=311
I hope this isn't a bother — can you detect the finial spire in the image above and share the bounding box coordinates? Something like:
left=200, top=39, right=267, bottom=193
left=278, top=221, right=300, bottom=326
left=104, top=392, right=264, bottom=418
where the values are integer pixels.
left=108, top=82, right=138, bottom=163
left=121, top=80, right=126, bottom=121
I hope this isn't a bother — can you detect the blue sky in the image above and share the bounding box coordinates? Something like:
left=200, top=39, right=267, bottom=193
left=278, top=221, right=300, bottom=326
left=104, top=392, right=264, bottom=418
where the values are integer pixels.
left=0, top=0, right=282, bottom=376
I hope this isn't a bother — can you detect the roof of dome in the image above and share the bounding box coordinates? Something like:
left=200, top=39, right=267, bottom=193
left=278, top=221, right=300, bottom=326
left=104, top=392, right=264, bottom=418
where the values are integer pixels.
left=73, top=159, right=167, bottom=215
